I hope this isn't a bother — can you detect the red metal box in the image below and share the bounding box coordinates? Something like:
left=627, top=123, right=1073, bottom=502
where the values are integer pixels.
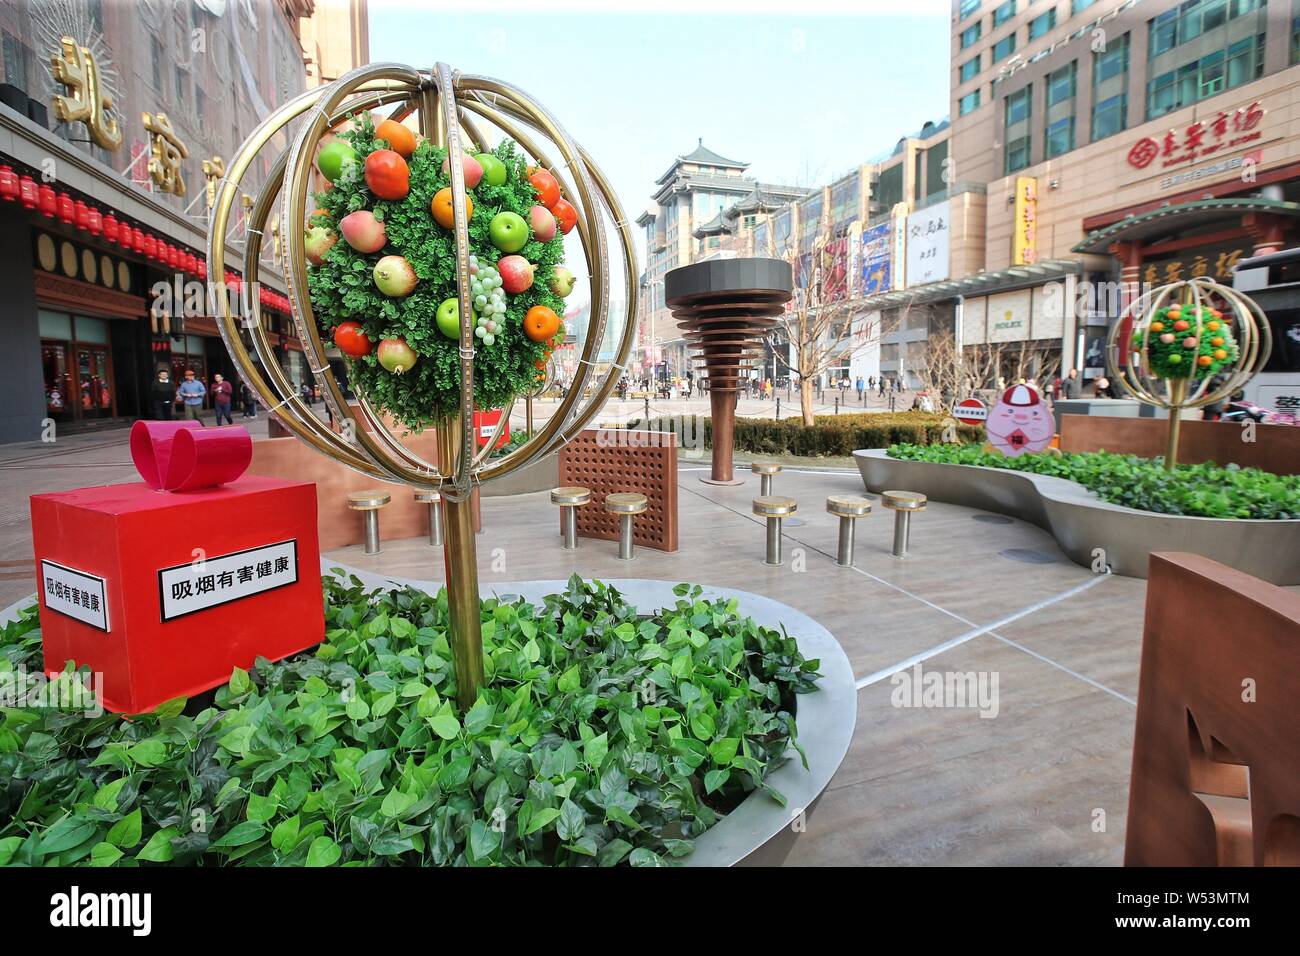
left=30, top=476, right=324, bottom=713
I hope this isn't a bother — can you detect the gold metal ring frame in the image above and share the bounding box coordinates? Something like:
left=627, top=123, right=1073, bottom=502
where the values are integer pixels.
left=206, top=62, right=638, bottom=707
left=1106, top=275, right=1271, bottom=470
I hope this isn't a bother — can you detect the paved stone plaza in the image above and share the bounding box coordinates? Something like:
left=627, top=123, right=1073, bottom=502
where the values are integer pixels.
left=5, top=424, right=1268, bottom=866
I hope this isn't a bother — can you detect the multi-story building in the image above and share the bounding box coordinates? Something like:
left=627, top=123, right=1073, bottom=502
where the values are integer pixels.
left=682, top=121, right=957, bottom=390
left=637, top=141, right=811, bottom=379
left=948, top=0, right=1300, bottom=397
left=0, top=0, right=368, bottom=442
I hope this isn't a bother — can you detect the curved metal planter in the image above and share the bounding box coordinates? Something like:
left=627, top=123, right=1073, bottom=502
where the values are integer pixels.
left=0, top=569, right=857, bottom=867
left=854, top=449, right=1300, bottom=584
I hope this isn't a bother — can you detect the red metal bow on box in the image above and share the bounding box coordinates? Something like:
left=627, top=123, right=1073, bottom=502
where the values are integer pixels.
left=130, top=421, right=252, bottom=491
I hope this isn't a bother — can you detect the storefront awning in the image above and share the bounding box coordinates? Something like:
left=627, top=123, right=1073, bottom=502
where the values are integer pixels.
left=1072, top=197, right=1300, bottom=255
left=856, top=258, right=1085, bottom=310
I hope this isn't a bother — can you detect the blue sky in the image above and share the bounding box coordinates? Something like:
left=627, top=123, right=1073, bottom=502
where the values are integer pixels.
left=368, top=8, right=951, bottom=234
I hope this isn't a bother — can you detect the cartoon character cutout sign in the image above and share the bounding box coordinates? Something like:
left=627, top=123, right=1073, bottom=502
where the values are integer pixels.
left=985, top=384, right=1054, bottom=456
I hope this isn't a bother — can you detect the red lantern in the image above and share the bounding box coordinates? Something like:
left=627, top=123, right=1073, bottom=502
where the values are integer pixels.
left=171, top=246, right=181, bottom=268
left=144, top=235, right=157, bottom=259
left=57, top=192, right=74, bottom=224
left=102, top=215, right=119, bottom=242
left=87, top=207, right=103, bottom=236
left=198, top=258, right=207, bottom=279
left=19, top=176, right=38, bottom=209
left=0, top=166, right=17, bottom=202
left=38, top=185, right=56, bottom=217
left=74, top=200, right=90, bottom=231
left=186, top=254, right=197, bottom=274
left=133, top=229, right=145, bottom=254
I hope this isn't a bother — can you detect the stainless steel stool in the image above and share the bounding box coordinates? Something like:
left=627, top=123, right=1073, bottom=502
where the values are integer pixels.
left=550, top=486, right=591, bottom=551
left=880, top=490, right=927, bottom=558
left=826, top=495, right=872, bottom=567
left=604, top=493, right=648, bottom=560
left=414, top=489, right=443, bottom=547
left=751, top=461, right=783, bottom=496
left=347, top=490, right=392, bottom=555
left=752, top=495, right=797, bottom=566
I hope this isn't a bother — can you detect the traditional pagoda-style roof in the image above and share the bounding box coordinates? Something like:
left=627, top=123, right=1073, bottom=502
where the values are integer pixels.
left=655, top=138, right=749, bottom=185
left=693, top=211, right=732, bottom=238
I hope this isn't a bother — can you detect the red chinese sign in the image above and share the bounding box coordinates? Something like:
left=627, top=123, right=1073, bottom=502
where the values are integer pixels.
left=1127, top=101, right=1265, bottom=170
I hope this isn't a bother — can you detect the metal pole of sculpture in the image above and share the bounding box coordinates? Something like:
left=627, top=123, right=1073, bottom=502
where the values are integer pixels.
left=1106, top=276, right=1271, bottom=470
left=665, top=258, right=793, bottom=485
left=207, top=62, right=637, bottom=709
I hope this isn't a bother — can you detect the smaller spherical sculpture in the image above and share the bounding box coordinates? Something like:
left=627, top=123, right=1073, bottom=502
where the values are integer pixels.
left=207, top=62, right=637, bottom=707
left=1107, top=276, right=1271, bottom=470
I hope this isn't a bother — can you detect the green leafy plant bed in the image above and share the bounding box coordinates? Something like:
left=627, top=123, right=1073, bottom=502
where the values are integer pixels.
left=624, top=411, right=983, bottom=458
left=0, top=574, right=821, bottom=867
left=888, top=443, right=1300, bottom=520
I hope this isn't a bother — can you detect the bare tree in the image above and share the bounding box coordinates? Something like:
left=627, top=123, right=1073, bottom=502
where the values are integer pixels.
left=761, top=221, right=903, bottom=425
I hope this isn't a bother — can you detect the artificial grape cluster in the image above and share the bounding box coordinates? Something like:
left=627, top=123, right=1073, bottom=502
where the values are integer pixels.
left=468, top=254, right=506, bottom=347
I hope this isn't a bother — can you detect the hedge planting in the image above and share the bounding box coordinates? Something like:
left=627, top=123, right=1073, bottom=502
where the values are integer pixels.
left=888, top=443, right=1300, bottom=520
left=623, top=412, right=983, bottom=459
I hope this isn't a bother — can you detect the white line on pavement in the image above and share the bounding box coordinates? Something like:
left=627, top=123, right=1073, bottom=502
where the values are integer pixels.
left=853, top=573, right=1111, bottom=690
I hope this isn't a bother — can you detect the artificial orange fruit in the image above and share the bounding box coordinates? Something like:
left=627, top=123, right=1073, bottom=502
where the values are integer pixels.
left=375, top=119, right=417, bottom=158
left=431, top=187, right=473, bottom=229
left=523, top=305, right=561, bottom=342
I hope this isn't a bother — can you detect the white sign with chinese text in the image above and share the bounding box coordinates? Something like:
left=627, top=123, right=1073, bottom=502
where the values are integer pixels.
left=41, top=560, right=109, bottom=632
left=158, top=540, right=298, bottom=622
left=906, top=201, right=950, bottom=288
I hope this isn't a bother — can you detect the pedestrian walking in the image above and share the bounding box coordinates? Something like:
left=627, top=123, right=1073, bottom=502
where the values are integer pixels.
left=241, top=380, right=257, bottom=418
left=176, top=369, right=206, bottom=424
left=855, top=376, right=865, bottom=401
left=1064, top=368, right=1082, bottom=399
left=150, top=368, right=175, bottom=421
left=211, top=373, right=234, bottom=426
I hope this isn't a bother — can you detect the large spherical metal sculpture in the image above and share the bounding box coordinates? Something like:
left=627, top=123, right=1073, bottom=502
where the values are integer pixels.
left=207, top=62, right=637, bottom=707
left=1107, top=275, right=1270, bottom=470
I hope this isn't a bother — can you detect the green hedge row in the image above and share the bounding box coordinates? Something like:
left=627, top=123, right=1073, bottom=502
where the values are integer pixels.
left=622, top=412, right=984, bottom=459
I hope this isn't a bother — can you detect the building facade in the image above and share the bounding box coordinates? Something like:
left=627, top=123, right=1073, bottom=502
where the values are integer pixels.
left=948, top=0, right=1300, bottom=394
left=637, top=141, right=811, bottom=379
left=0, top=0, right=368, bottom=442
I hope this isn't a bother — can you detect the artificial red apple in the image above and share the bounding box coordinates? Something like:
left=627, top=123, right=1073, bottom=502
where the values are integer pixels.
left=377, top=337, right=417, bottom=374
left=489, top=211, right=529, bottom=253
left=333, top=320, right=372, bottom=357
left=441, top=153, right=484, bottom=189
left=339, top=210, right=386, bottom=253
left=549, top=266, right=576, bottom=298
left=528, top=204, right=557, bottom=243
left=305, top=225, right=337, bottom=265
left=373, top=255, right=417, bottom=297
left=551, top=198, right=578, bottom=235
left=497, top=255, right=536, bottom=294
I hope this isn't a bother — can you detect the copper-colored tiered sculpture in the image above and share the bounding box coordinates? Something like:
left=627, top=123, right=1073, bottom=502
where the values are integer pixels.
left=665, top=258, right=793, bottom=484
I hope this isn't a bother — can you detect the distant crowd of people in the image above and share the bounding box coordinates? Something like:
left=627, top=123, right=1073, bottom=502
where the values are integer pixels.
left=149, top=367, right=264, bottom=425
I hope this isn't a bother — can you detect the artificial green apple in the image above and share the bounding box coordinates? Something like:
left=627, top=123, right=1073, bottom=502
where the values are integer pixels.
left=475, top=153, right=507, bottom=187
left=373, top=255, right=417, bottom=297
left=489, top=211, right=529, bottom=253
left=549, top=266, right=576, bottom=297
left=436, top=297, right=466, bottom=339
left=317, top=141, right=357, bottom=183
left=377, top=337, right=417, bottom=374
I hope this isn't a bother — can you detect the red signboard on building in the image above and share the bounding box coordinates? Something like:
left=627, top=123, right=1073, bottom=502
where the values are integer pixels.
left=1126, top=101, right=1265, bottom=171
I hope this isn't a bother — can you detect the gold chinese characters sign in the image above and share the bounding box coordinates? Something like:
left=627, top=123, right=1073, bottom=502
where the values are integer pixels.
left=50, top=36, right=121, bottom=150
left=143, top=112, right=189, bottom=196
left=1141, top=245, right=1244, bottom=286
left=1012, top=176, right=1037, bottom=266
